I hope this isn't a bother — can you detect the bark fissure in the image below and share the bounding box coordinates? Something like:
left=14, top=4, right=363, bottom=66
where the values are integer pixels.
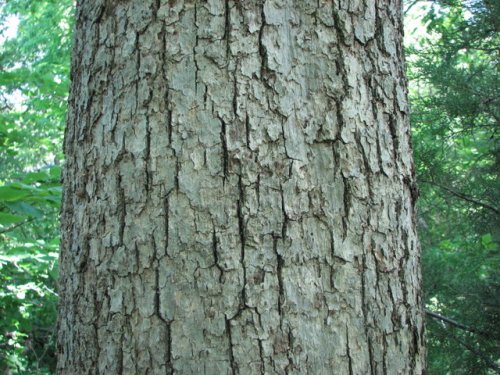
left=219, top=116, right=229, bottom=182
left=224, top=0, right=231, bottom=58
left=174, top=150, right=180, bottom=192
left=257, top=339, right=265, bottom=375
left=203, top=85, right=209, bottom=110
left=273, top=235, right=285, bottom=329
left=232, top=69, right=238, bottom=119
left=117, top=174, right=126, bottom=246
left=362, top=244, right=377, bottom=374
left=382, top=336, right=388, bottom=374
left=257, top=7, right=269, bottom=82
left=166, top=108, right=172, bottom=146
left=211, top=226, right=224, bottom=283
left=285, top=329, right=295, bottom=374
left=145, top=116, right=153, bottom=196
left=346, top=326, right=354, bottom=375
left=237, top=174, right=247, bottom=305
left=279, top=183, right=288, bottom=239
left=356, top=130, right=374, bottom=201
left=256, top=173, right=261, bottom=209
left=244, top=113, right=250, bottom=150
left=193, top=3, right=199, bottom=93
left=225, top=318, right=238, bottom=375
left=154, top=267, right=165, bottom=323
left=166, top=322, right=173, bottom=375
left=388, top=113, right=399, bottom=163
left=163, top=191, right=170, bottom=258
left=368, top=337, right=376, bottom=375
left=341, top=176, right=351, bottom=240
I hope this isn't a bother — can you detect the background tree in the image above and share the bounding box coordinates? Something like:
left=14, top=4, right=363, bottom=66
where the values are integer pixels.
left=58, top=0, right=424, bottom=374
left=405, top=0, right=499, bottom=373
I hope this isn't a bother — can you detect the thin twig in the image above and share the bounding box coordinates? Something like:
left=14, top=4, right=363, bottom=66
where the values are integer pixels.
left=0, top=218, right=35, bottom=235
left=420, top=180, right=500, bottom=215
left=448, top=331, right=500, bottom=373
left=425, top=309, right=500, bottom=340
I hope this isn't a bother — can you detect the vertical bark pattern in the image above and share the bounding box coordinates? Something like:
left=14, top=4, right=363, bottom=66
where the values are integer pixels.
left=59, top=0, right=425, bottom=374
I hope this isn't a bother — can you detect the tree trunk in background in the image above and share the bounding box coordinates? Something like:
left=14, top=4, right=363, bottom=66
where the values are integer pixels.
left=58, top=0, right=425, bottom=374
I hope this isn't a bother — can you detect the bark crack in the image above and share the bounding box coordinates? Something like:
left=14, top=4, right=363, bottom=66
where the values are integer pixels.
left=388, top=113, right=399, bottom=163
left=117, top=174, right=126, bottom=246
left=163, top=192, right=171, bottom=257
left=193, top=3, right=199, bottom=93
left=219, top=116, right=229, bottom=183
left=166, top=321, right=173, bottom=375
left=285, top=329, right=295, bottom=374
left=154, top=260, right=174, bottom=375
left=375, top=131, right=388, bottom=177
left=154, top=267, right=164, bottom=322
left=341, top=176, right=350, bottom=240
left=245, top=113, right=250, bottom=150
left=355, top=130, right=373, bottom=201
left=361, top=252, right=375, bottom=375
left=273, top=235, right=285, bottom=329
left=145, top=115, right=153, bottom=196
left=167, top=108, right=173, bottom=146
left=346, top=326, right=354, bottom=375
left=232, top=68, right=238, bottom=119
left=382, top=336, right=388, bottom=374
left=225, top=317, right=238, bottom=374
left=211, top=226, right=224, bottom=283
left=203, top=85, right=209, bottom=110
left=152, top=0, right=160, bottom=17
left=256, top=173, right=261, bottom=209
left=173, top=149, right=180, bottom=192
left=257, top=338, right=265, bottom=375
left=257, top=6, right=271, bottom=83
left=237, top=174, right=247, bottom=304
left=224, top=0, right=231, bottom=58
left=368, top=336, right=375, bottom=375
left=279, top=183, right=288, bottom=239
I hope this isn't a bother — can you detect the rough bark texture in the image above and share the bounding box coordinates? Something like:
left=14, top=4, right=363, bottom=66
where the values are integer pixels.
left=58, top=0, right=425, bottom=374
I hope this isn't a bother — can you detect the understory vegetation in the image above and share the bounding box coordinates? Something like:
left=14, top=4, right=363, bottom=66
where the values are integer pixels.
left=0, top=0, right=498, bottom=373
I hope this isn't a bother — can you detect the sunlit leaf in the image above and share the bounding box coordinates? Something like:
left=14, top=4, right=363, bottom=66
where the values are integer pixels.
left=0, top=186, right=30, bottom=202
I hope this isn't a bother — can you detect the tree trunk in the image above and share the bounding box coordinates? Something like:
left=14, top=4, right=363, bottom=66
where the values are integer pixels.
left=58, top=1, right=425, bottom=374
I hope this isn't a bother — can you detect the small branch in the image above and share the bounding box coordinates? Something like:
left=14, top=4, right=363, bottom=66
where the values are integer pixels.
left=404, top=0, right=421, bottom=16
left=425, top=309, right=500, bottom=341
left=403, top=0, right=436, bottom=16
left=421, top=180, right=500, bottom=215
left=447, top=330, right=500, bottom=373
left=31, top=325, right=56, bottom=372
left=0, top=218, right=34, bottom=235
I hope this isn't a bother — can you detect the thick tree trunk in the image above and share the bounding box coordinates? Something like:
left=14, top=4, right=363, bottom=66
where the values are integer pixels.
left=58, top=0, right=425, bottom=374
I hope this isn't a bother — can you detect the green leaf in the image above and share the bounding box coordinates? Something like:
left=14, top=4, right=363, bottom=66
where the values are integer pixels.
left=0, top=186, right=30, bottom=202
left=0, top=212, right=26, bottom=226
left=5, top=202, right=43, bottom=218
left=480, top=234, right=496, bottom=251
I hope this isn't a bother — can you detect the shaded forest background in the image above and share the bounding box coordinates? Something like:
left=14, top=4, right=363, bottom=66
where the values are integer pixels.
left=0, top=0, right=498, bottom=373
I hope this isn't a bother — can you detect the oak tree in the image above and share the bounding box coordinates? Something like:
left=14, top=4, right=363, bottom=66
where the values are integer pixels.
left=58, top=1, right=425, bottom=373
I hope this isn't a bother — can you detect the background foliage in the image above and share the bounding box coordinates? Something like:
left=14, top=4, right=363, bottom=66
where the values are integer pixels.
left=406, top=0, right=499, bottom=373
left=0, top=0, right=72, bottom=373
left=0, top=0, right=498, bottom=373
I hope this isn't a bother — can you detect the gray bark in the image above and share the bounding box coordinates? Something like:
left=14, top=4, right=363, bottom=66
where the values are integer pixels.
left=58, top=0, right=425, bottom=374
